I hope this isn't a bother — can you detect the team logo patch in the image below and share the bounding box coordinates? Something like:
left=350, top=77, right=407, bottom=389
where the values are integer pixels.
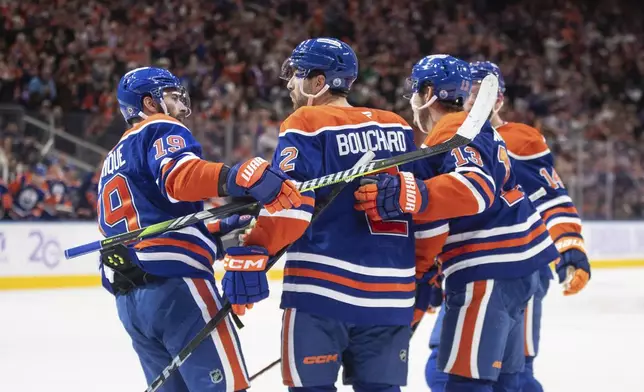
left=209, top=369, right=223, bottom=384
left=127, top=107, right=134, bottom=115
left=332, top=78, right=342, bottom=87
left=399, top=349, right=407, bottom=363
left=439, top=90, right=449, bottom=99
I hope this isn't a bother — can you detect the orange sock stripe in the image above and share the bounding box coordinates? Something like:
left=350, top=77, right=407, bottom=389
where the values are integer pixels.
left=451, top=281, right=487, bottom=378
left=192, top=279, right=248, bottom=391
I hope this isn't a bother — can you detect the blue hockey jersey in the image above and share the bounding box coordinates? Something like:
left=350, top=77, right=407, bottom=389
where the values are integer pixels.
left=413, top=112, right=560, bottom=289
left=245, top=105, right=428, bottom=326
left=97, top=114, right=226, bottom=290
left=499, top=122, right=586, bottom=257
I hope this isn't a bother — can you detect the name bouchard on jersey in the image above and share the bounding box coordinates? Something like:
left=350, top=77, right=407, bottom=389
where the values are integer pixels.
left=101, top=144, right=127, bottom=178
left=336, top=129, right=407, bottom=156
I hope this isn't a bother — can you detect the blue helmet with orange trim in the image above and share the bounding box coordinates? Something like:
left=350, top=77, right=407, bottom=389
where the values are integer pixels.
left=280, top=37, right=358, bottom=93
left=116, top=67, right=191, bottom=123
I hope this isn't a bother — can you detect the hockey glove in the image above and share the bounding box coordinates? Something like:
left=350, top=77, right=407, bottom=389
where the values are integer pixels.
left=206, top=214, right=254, bottom=236
left=556, top=248, right=591, bottom=296
left=222, top=246, right=270, bottom=315
left=225, top=157, right=302, bottom=214
left=412, top=268, right=443, bottom=327
left=354, top=172, right=429, bottom=221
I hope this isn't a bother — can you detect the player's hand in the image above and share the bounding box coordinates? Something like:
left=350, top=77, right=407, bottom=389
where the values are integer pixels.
left=354, top=172, right=429, bottom=221
left=556, top=248, right=591, bottom=296
left=412, top=268, right=443, bottom=328
left=226, top=157, right=302, bottom=213
left=206, top=214, right=254, bottom=236
left=221, top=246, right=270, bottom=315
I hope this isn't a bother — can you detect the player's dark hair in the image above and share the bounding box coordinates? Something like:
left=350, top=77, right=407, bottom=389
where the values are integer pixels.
left=307, top=70, right=349, bottom=98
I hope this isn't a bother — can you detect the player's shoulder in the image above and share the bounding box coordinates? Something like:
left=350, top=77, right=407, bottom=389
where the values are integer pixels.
left=120, top=114, right=190, bottom=143
left=497, top=122, right=550, bottom=159
left=422, top=111, right=468, bottom=147
left=369, top=108, right=412, bottom=129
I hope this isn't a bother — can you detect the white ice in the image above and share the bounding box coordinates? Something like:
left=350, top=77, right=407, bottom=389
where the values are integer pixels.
left=1, top=269, right=643, bottom=392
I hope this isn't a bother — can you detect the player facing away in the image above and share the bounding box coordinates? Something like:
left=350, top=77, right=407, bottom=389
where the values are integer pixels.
left=97, top=67, right=302, bottom=392
left=354, top=55, right=562, bottom=392
left=422, top=62, right=593, bottom=392
left=225, top=37, right=431, bottom=392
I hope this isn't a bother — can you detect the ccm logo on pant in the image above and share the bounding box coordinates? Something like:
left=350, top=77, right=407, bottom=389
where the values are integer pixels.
left=303, top=354, right=339, bottom=365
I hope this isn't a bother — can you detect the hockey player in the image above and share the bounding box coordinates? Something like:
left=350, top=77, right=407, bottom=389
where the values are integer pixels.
left=226, top=37, right=432, bottom=392
left=422, top=61, right=592, bottom=392
left=354, top=55, right=562, bottom=392
left=98, top=67, right=302, bottom=392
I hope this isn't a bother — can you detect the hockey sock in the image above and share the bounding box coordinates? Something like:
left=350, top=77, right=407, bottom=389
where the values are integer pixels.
left=289, top=386, right=337, bottom=392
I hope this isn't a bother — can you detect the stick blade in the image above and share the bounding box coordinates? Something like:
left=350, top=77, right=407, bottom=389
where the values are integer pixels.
left=456, top=74, right=499, bottom=141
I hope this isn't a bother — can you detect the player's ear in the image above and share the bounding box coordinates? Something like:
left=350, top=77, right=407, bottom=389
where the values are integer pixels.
left=315, top=74, right=326, bottom=92
left=423, top=86, right=434, bottom=104
left=142, top=96, right=158, bottom=114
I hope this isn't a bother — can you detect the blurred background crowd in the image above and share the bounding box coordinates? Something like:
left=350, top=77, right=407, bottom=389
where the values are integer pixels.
left=0, top=0, right=643, bottom=220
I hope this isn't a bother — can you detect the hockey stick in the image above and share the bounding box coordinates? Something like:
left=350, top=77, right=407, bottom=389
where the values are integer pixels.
left=143, top=151, right=376, bottom=392
left=65, top=74, right=498, bottom=260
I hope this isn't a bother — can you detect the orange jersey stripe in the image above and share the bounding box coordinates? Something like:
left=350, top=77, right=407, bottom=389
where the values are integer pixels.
left=135, top=238, right=214, bottom=265
left=541, top=205, right=579, bottom=223
left=440, top=224, right=548, bottom=263
left=285, top=267, right=415, bottom=292
left=451, top=280, right=488, bottom=377
left=164, top=159, right=224, bottom=201
left=418, top=174, right=480, bottom=221
left=463, top=172, right=495, bottom=204
left=193, top=279, right=248, bottom=391
left=548, top=222, right=582, bottom=243
left=246, top=216, right=310, bottom=255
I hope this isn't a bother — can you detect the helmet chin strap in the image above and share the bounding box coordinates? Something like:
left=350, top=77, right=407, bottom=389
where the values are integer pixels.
left=411, top=93, right=438, bottom=134
left=296, top=78, right=330, bottom=106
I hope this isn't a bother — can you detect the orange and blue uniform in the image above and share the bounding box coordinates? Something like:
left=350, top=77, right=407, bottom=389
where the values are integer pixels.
left=245, top=105, right=429, bottom=388
left=97, top=114, right=250, bottom=392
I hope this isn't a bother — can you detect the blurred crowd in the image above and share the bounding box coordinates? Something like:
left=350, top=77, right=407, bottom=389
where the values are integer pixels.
left=0, top=0, right=643, bottom=220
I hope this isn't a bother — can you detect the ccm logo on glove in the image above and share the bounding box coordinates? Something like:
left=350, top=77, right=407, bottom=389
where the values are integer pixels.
left=223, top=254, right=268, bottom=271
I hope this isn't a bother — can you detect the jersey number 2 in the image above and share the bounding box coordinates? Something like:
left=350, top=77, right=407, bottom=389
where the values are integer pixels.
left=99, top=174, right=141, bottom=232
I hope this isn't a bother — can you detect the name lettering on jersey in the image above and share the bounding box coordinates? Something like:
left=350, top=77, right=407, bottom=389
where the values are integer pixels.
left=401, top=172, right=418, bottom=212
left=101, top=145, right=127, bottom=179
left=336, top=129, right=407, bottom=157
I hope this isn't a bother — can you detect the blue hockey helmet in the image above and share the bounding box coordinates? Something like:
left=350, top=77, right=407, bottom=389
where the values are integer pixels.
left=404, top=55, right=472, bottom=105
left=280, top=37, right=358, bottom=93
left=117, top=67, right=191, bottom=123
left=470, top=61, right=506, bottom=94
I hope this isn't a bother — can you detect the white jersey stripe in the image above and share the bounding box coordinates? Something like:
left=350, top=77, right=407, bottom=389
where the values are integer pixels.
left=136, top=251, right=212, bottom=272
left=282, top=283, right=415, bottom=308
left=445, top=212, right=542, bottom=245
left=449, top=172, right=486, bottom=213
left=415, top=223, right=450, bottom=239
left=442, top=235, right=554, bottom=278
left=536, top=195, right=574, bottom=213
left=286, top=252, right=415, bottom=278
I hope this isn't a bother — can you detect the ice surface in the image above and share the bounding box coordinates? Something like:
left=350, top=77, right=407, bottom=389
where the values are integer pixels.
left=1, top=269, right=642, bottom=391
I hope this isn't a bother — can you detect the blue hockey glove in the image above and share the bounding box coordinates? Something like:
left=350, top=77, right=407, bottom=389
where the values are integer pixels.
left=412, top=268, right=443, bottom=327
left=225, top=157, right=302, bottom=214
left=354, top=172, right=429, bottom=221
left=556, top=247, right=591, bottom=296
left=207, top=214, right=254, bottom=236
left=222, top=246, right=270, bottom=315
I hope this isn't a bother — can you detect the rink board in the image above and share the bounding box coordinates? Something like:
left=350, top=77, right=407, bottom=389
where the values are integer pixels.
left=0, top=221, right=643, bottom=290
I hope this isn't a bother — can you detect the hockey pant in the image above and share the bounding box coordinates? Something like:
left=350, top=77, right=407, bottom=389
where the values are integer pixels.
left=424, top=271, right=540, bottom=392
left=116, top=277, right=249, bottom=392
left=281, top=308, right=410, bottom=392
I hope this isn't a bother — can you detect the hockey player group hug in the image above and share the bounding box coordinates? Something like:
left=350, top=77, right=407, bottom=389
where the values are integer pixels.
left=95, top=37, right=591, bottom=392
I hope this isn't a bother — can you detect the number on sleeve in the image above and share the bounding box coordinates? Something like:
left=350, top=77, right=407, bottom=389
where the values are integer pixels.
left=153, top=135, right=187, bottom=160
left=539, top=167, right=564, bottom=189
left=279, top=147, right=299, bottom=172
left=451, top=146, right=483, bottom=167
left=99, top=174, right=141, bottom=232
